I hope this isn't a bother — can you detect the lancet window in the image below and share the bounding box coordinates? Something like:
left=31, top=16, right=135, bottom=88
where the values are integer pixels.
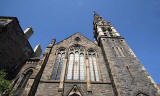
left=88, top=49, right=99, bottom=81
left=18, top=70, right=33, bottom=88
left=67, top=45, right=85, bottom=80
left=51, top=48, right=66, bottom=80
left=112, top=47, right=125, bottom=57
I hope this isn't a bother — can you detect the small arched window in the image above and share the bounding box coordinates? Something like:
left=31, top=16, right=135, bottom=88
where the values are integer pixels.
left=51, top=47, right=66, bottom=80
left=18, top=70, right=33, bottom=88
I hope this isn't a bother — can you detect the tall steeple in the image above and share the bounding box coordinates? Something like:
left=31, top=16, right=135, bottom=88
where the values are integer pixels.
left=93, top=11, right=110, bottom=26
left=93, top=12, right=160, bottom=96
left=93, top=11, right=121, bottom=45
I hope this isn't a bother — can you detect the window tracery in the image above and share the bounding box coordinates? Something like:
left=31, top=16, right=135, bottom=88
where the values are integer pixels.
left=75, top=37, right=81, bottom=42
left=67, top=45, right=85, bottom=80
left=51, top=47, right=66, bottom=80
left=53, top=45, right=100, bottom=82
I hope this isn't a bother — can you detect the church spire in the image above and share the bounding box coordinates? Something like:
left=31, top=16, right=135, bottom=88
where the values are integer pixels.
left=93, top=11, right=101, bottom=24
left=93, top=11, right=106, bottom=24
left=93, top=11, right=110, bottom=26
left=93, top=11, right=121, bottom=45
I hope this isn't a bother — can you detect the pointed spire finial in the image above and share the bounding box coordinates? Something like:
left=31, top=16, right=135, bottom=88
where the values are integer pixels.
left=52, top=37, right=56, bottom=42
left=93, top=11, right=101, bottom=18
left=24, top=26, right=34, bottom=39
left=93, top=11, right=96, bottom=14
left=33, top=44, right=42, bottom=57
left=93, top=11, right=103, bottom=24
left=93, top=11, right=99, bottom=16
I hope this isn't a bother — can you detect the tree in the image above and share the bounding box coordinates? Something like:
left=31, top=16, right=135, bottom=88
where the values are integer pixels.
left=0, top=70, right=12, bottom=96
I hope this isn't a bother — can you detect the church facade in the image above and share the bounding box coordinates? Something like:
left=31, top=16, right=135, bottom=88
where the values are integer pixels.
left=12, top=12, right=160, bottom=96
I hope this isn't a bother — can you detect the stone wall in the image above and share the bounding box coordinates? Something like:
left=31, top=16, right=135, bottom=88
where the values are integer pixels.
left=100, top=37, right=160, bottom=96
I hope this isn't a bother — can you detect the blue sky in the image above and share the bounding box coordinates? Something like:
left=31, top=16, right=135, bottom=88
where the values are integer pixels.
left=1, top=0, right=160, bottom=84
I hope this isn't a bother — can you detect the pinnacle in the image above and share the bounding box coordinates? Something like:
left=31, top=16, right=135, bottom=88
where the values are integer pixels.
left=93, top=11, right=105, bottom=24
left=93, top=11, right=100, bottom=17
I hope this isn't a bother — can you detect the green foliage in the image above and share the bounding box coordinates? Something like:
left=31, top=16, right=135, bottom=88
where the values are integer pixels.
left=0, top=70, right=12, bottom=95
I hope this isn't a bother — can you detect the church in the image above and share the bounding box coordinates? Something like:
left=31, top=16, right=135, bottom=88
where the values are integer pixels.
left=1, top=12, right=160, bottom=96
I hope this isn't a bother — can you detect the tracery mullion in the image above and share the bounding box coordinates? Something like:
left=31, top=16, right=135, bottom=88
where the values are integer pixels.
left=55, top=53, right=62, bottom=80
left=72, top=51, right=75, bottom=80
left=84, top=50, right=87, bottom=81
left=78, top=50, right=80, bottom=80
left=66, top=53, right=70, bottom=80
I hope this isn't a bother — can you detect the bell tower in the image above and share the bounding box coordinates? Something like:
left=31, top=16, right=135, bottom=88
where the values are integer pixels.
left=93, top=11, right=160, bottom=96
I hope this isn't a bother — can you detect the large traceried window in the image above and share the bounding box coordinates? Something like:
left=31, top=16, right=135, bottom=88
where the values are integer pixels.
left=51, top=48, right=66, bottom=80
left=66, top=45, right=100, bottom=81
left=67, top=45, right=85, bottom=80
left=88, top=49, right=99, bottom=81
left=53, top=45, right=100, bottom=82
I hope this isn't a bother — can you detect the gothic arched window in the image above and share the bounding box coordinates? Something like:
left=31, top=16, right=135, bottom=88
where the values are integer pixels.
left=88, top=49, right=99, bottom=81
left=18, top=70, right=33, bottom=88
left=67, top=45, right=85, bottom=80
left=51, top=48, right=66, bottom=80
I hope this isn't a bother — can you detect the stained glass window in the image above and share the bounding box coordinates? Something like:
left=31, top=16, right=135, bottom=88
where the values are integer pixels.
left=51, top=48, right=65, bottom=80
left=80, top=53, right=84, bottom=80
left=66, top=45, right=100, bottom=82
left=88, top=51, right=99, bottom=81
left=89, top=55, right=95, bottom=81
left=67, top=53, right=74, bottom=80
left=93, top=54, right=99, bottom=81
left=73, top=52, right=79, bottom=80
left=67, top=45, right=85, bottom=80
left=56, top=53, right=65, bottom=80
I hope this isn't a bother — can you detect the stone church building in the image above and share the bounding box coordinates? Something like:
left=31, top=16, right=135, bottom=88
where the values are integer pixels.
left=4, top=12, right=160, bottom=96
